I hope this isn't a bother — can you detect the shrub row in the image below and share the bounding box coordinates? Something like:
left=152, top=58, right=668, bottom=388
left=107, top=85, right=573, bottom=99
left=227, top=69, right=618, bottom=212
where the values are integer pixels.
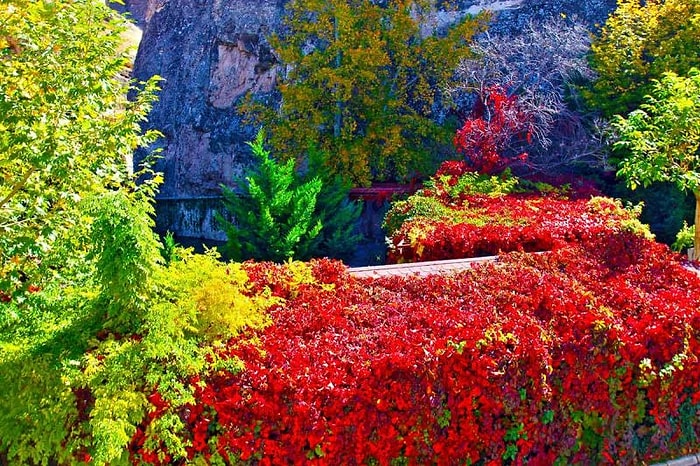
left=384, top=161, right=650, bottom=264
left=129, top=233, right=700, bottom=464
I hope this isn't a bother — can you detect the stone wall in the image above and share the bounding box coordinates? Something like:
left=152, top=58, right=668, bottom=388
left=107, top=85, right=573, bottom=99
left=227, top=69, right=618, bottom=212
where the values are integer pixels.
left=122, top=0, right=616, bottom=242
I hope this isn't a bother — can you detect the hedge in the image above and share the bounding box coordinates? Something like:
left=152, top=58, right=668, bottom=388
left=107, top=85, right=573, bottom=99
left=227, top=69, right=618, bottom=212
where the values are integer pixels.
left=384, top=161, right=650, bottom=265
left=128, top=232, right=700, bottom=464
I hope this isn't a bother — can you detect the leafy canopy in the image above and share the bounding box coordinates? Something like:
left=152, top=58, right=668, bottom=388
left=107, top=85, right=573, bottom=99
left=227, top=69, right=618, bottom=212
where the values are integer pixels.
left=0, top=0, right=160, bottom=300
left=243, top=0, right=488, bottom=186
left=587, top=0, right=700, bottom=117
left=0, top=2, right=273, bottom=464
left=614, top=69, right=700, bottom=257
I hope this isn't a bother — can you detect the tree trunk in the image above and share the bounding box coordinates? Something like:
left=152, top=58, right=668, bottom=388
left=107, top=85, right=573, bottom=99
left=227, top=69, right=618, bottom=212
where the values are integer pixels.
left=694, top=190, right=700, bottom=260
left=333, top=16, right=342, bottom=139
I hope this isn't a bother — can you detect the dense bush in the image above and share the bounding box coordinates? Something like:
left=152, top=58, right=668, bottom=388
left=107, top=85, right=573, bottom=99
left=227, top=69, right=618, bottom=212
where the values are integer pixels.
left=0, top=187, right=276, bottom=465
left=129, top=236, right=700, bottom=464
left=217, top=130, right=362, bottom=263
left=384, top=161, right=648, bottom=263
left=122, top=160, right=700, bottom=465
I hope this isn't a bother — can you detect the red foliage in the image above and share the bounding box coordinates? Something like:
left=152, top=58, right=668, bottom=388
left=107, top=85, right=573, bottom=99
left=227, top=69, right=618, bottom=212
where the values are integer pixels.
left=454, top=85, right=535, bottom=174
left=127, top=163, right=700, bottom=464
left=130, top=240, right=700, bottom=464
left=386, top=194, right=640, bottom=263
left=434, top=160, right=471, bottom=179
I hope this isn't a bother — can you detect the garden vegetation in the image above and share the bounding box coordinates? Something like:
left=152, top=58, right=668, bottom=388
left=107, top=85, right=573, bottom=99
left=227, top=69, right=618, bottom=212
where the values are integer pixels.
left=1, top=0, right=700, bottom=464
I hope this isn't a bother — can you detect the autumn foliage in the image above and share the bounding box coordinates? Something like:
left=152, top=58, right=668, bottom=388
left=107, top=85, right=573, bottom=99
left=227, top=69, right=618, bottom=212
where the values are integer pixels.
left=128, top=240, right=700, bottom=464
left=454, top=86, right=535, bottom=174
left=242, top=0, right=489, bottom=185
left=125, top=162, right=700, bottom=464
left=385, top=160, right=618, bottom=263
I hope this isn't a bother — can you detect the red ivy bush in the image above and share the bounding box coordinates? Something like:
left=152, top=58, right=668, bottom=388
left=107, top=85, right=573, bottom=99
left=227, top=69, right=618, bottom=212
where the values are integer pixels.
left=124, top=165, right=700, bottom=465
left=386, top=195, right=651, bottom=263
left=384, top=161, right=644, bottom=264
left=129, top=240, right=700, bottom=465
left=454, top=85, right=535, bottom=174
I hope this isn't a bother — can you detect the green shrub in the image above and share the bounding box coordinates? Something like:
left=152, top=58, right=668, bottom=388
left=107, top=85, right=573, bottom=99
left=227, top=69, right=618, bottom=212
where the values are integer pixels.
left=302, top=146, right=363, bottom=262
left=217, top=130, right=362, bottom=262
left=0, top=185, right=274, bottom=465
left=433, top=170, right=519, bottom=200
left=383, top=164, right=521, bottom=236
left=159, top=231, right=181, bottom=265
left=602, top=181, right=694, bottom=246
left=156, top=248, right=273, bottom=342
left=673, top=222, right=695, bottom=253
left=383, top=196, right=459, bottom=237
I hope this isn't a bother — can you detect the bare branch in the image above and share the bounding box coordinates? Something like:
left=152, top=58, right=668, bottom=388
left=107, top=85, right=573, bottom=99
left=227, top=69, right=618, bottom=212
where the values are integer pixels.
left=448, top=16, right=605, bottom=172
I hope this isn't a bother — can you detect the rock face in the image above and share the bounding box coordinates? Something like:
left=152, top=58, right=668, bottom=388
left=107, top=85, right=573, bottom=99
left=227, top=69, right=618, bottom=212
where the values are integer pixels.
left=124, top=0, right=616, bottom=239
left=129, top=0, right=283, bottom=201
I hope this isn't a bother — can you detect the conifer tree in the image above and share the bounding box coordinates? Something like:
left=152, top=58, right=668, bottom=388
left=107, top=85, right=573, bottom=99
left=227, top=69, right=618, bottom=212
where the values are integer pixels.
left=303, top=145, right=363, bottom=261
left=217, top=130, right=323, bottom=262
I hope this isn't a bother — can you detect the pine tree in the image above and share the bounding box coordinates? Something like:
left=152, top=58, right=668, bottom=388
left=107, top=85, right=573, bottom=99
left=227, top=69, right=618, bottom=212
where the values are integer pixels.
left=217, top=130, right=323, bottom=262
left=303, top=145, right=363, bottom=261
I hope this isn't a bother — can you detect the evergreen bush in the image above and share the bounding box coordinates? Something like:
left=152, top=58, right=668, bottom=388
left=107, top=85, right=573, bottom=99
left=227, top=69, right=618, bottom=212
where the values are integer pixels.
left=216, top=130, right=361, bottom=262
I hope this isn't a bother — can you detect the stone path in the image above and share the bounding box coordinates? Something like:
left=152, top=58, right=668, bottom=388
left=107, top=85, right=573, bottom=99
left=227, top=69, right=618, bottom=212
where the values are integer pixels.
left=348, top=256, right=700, bottom=466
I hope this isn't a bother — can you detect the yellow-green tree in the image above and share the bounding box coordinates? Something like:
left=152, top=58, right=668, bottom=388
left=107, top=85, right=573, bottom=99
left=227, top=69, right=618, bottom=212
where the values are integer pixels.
left=244, top=0, right=488, bottom=186
left=587, top=0, right=700, bottom=117
left=0, top=0, right=160, bottom=299
left=0, top=4, right=276, bottom=464
left=614, top=69, right=700, bottom=258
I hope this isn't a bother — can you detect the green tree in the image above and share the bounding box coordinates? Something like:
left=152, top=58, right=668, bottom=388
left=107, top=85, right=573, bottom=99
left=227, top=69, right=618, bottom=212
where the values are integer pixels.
left=243, top=0, right=488, bottom=186
left=303, top=145, right=363, bottom=261
left=0, top=3, right=277, bottom=464
left=217, top=130, right=363, bottom=262
left=0, top=0, right=160, bottom=301
left=614, top=69, right=700, bottom=258
left=217, top=129, right=324, bottom=262
left=1, top=180, right=275, bottom=464
left=587, top=0, right=700, bottom=118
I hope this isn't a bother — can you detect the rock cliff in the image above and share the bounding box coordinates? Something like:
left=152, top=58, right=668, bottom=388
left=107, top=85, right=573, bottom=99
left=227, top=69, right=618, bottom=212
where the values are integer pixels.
left=118, top=0, right=615, bottom=241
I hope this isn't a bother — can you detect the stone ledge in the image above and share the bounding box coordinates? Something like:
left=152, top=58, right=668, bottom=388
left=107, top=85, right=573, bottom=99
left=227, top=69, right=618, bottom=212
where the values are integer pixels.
left=348, top=255, right=499, bottom=278
left=653, top=453, right=700, bottom=466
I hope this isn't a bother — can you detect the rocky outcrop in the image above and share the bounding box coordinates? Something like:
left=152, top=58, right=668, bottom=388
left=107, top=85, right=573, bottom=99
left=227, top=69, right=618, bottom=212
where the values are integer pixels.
left=129, top=0, right=282, bottom=199
left=122, top=0, right=616, bottom=241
